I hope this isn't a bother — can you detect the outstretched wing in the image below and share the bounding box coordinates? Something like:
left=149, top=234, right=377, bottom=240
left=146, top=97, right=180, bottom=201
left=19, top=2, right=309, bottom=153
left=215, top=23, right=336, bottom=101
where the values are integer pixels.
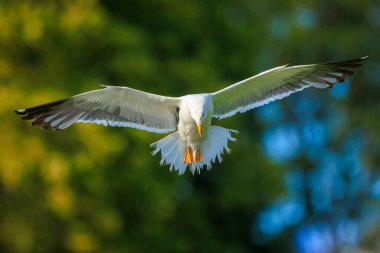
left=15, top=85, right=181, bottom=133
left=212, top=57, right=367, bottom=119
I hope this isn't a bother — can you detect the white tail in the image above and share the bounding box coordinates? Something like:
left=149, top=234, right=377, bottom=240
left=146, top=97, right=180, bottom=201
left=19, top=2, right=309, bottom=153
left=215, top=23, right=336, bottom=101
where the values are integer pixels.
left=151, top=126, right=237, bottom=175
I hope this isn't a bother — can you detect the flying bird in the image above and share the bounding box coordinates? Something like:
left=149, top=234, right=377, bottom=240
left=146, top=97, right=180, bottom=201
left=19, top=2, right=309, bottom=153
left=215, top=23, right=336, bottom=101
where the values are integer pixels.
left=15, top=57, right=367, bottom=174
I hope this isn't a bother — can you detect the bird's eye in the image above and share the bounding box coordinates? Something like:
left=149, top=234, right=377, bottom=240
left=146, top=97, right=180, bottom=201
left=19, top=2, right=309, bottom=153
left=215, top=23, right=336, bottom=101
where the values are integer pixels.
left=201, top=113, right=204, bottom=118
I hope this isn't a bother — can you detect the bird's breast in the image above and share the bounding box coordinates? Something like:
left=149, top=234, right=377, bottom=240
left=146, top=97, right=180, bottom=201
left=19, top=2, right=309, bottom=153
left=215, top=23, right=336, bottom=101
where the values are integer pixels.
left=177, top=102, right=213, bottom=149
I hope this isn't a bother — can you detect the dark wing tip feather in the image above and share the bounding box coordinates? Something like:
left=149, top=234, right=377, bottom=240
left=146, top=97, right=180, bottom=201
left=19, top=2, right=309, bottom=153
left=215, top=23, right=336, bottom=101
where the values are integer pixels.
left=325, top=56, right=368, bottom=67
left=315, top=56, right=368, bottom=88
left=15, top=109, right=27, bottom=115
left=15, top=99, right=68, bottom=130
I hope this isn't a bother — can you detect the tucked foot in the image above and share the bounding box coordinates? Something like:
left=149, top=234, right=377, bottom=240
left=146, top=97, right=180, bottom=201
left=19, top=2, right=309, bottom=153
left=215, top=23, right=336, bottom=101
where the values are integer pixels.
left=183, top=147, right=193, bottom=164
left=195, top=149, right=203, bottom=162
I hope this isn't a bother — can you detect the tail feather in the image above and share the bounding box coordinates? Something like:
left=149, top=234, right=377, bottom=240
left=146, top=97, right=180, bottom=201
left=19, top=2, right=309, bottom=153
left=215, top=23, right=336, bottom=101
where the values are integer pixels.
left=150, top=132, right=178, bottom=156
left=151, top=126, right=237, bottom=175
left=160, top=143, right=178, bottom=166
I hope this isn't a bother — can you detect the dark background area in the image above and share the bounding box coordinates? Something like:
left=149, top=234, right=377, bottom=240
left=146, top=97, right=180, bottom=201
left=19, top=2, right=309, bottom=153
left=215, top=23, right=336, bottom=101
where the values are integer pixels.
left=0, top=0, right=379, bottom=252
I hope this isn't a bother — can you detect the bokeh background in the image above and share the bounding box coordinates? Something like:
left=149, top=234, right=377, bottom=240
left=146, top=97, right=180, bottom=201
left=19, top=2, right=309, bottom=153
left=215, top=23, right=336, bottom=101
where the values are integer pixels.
left=1, top=0, right=380, bottom=252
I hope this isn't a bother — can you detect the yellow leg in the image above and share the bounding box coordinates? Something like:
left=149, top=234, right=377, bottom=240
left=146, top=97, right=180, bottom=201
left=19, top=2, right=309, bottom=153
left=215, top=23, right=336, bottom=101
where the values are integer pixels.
left=195, top=149, right=203, bottom=162
left=183, top=147, right=194, bottom=164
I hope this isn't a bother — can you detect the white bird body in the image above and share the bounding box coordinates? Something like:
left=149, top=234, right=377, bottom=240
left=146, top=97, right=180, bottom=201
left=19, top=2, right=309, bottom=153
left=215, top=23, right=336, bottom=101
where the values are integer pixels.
left=15, top=57, right=367, bottom=174
left=178, top=94, right=213, bottom=153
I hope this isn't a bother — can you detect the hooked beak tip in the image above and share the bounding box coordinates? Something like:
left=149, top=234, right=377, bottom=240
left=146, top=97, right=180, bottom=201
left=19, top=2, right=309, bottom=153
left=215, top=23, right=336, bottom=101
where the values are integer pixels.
left=197, top=123, right=202, bottom=137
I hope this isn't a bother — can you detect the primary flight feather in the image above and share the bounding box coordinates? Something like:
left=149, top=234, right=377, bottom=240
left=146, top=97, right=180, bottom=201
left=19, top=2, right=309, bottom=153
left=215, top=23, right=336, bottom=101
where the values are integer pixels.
left=15, top=57, right=367, bottom=174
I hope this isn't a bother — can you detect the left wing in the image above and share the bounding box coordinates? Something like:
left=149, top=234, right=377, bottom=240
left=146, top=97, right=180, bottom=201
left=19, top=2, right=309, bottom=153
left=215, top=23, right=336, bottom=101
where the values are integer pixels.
left=212, top=57, right=367, bottom=119
left=15, top=85, right=181, bottom=133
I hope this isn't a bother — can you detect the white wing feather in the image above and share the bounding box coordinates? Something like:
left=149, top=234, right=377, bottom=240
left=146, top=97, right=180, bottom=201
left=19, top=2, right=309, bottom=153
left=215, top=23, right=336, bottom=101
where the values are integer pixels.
left=212, top=57, right=367, bottom=119
left=16, top=85, right=181, bottom=133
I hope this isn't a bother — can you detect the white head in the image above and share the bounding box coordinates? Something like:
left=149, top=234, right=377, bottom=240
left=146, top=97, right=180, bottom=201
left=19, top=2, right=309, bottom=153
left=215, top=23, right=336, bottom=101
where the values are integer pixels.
left=186, top=94, right=212, bottom=137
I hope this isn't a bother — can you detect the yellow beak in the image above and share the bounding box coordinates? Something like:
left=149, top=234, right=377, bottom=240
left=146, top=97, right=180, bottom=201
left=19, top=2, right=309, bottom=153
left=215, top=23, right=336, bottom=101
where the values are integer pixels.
left=197, top=123, right=202, bottom=137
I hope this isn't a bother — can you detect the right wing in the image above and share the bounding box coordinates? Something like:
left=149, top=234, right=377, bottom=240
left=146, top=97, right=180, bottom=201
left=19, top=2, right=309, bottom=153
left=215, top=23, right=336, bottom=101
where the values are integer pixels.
left=15, top=85, right=181, bottom=133
left=212, top=57, right=367, bottom=119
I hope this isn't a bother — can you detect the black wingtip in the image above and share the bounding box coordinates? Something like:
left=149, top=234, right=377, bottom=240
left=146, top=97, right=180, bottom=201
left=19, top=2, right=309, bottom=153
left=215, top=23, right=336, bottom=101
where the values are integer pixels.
left=360, top=56, right=369, bottom=61
left=15, top=109, right=27, bottom=115
left=325, top=56, right=369, bottom=68
left=14, top=99, right=69, bottom=130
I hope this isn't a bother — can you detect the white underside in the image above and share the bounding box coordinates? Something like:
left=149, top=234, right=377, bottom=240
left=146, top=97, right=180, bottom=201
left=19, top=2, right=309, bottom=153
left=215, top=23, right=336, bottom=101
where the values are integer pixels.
left=151, top=125, right=237, bottom=175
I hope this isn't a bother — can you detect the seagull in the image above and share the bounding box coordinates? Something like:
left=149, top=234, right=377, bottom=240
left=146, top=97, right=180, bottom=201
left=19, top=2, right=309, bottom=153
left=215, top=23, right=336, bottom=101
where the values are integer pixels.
left=15, top=57, right=367, bottom=174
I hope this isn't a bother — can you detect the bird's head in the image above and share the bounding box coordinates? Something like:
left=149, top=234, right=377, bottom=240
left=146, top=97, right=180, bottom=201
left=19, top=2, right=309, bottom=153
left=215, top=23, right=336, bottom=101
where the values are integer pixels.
left=187, top=94, right=212, bottom=137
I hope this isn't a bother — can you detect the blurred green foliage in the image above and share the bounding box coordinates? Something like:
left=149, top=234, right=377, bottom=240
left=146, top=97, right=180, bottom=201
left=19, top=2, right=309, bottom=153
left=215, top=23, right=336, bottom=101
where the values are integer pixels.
left=0, top=0, right=379, bottom=253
